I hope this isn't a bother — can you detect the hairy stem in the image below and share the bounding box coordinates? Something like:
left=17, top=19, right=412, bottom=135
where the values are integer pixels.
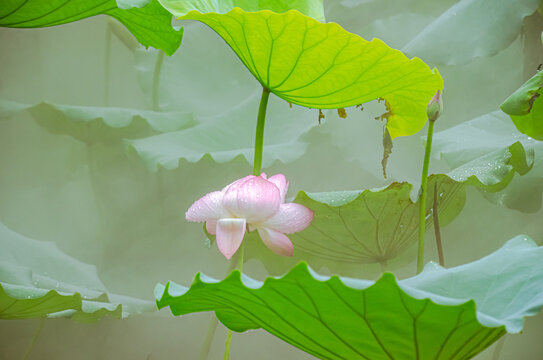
left=491, top=336, right=506, bottom=360
left=433, top=183, right=445, bottom=267
left=223, top=244, right=244, bottom=360
left=253, top=87, right=271, bottom=176
left=224, top=87, right=269, bottom=359
left=417, top=120, right=435, bottom=274
left=199, top=256, right=239, bottom=360
left=199, top=312, right=219, bottom=360
left=151, top=51, right=167, bottom=224
left=21, top=318, right=45, bottom=360
left=223, top=330, right=234, bottom=360
left=104, top=25, right=111, bottom=107
left=152, top=51, right=165, bottom=111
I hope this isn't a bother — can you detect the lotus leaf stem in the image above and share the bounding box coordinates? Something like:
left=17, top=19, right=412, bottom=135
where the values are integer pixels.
left=417, top=120, right=435, bottom=274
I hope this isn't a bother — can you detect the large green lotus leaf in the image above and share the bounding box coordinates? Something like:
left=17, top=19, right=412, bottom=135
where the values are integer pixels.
left=403, top=0, right=541, bottom=65
left=287, top=181, right=452, bottom=266
left=156, top=236, right=543, bottom=359
left=158, top=2, right=443, bottom=139
left=0, top=0, right=183, bottom=55
left=124, top=94, right=317, bottom=171
left=500, top=71, right=543, bottom=140
left=285, top=141, right=530, bottom=266
left=0, top=223, right=154, bottom=322
left=0, top=99, right=195, bottom=145
left=433, top=110, right=543, bottom=213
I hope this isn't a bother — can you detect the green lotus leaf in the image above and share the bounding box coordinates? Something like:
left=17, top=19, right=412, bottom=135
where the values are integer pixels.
left=0, top=223, right=154, bottom=322
left=287, top=143, right=530, bottom=266
left=124, top=94, right=317, bottom=171
left=288, top=182, right=443, bottom=267
left=203, top=138, right=532, bottom=276
left=0, top=99, right=195, bottom=145
left=403, top=0, right=541, bottom=65
left=0, top=0, right=183, bottom=55
left=158, top=2, right=443, bottom=138
left=156, top=236, right=543, bottom=359
left=500, top=71, right=543, bottom=140
left=433, top=110, right=543, bottom=213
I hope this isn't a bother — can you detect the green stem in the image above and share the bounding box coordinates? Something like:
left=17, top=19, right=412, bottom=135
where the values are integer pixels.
left=417, top=120, right=435, bottom=274
left=223, top=244, right=244, bottom=360
left=253, top=87, right=271, bottom=176
left=104, top=25, right=111, bottom=107
left=199, top=256, right=239, bottom=360
left=199, top=315, right=219, bottom=360
left=223, top=330, right=233, bottom=360
left=236, top=243, right=245, bottom=272
left=379, top=260, right=388, bottom=273
left=223, top=87, right=270, bottom=359
left=224, top=87, right=269, bottom=360
left=433, top=183, right=445, bottom=267
left=152, top=51, right=165, bottom=111
left=21, top=318, right=45, bottom=360
left=491, top=336, right=506, bottom=360
left=151, top=51, right=166, bottom=224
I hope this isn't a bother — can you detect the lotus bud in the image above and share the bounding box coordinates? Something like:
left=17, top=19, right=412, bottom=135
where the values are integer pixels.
left=427, top=90, right=443, bottom=122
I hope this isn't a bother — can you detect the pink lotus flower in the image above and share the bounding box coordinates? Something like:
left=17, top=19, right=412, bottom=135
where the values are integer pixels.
left=186, top=173, right=314, bottom=259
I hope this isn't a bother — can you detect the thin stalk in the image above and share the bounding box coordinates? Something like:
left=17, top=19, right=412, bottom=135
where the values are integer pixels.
left=152, top=51, right=165, bottom=111
left=151, top=51, right=167, bottom=224
left=199, top=315, right=219, bottom=360
left=491, top=336, right=506, bottom=360
left=253, top=87, right=271, bottom=176
left=199, top=256, right=239, bottom=359
left=86, top=122, right=108, bottom=267
left=417, top=120, right=435, bottom=274
left=223, top=331, right=233, bottom=360
left=21, top=318, right=45, bottom=360
left=224, top=244, right=244, bottom=360
left=223, top=87, right=270, bottom=359
left=224, top=87, right=270, bottom=360
left=104, top=25, right=112, bottom=107
left=433, top=183, right=445, bottom=267
left=379, top=260, right=388, bottom=273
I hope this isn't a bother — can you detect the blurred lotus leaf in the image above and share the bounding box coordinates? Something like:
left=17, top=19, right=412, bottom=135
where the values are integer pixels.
left=134, top=0, right=326, bottom=113
left=0, top=99, right=195, bottom=146
left=501, top=71, right=543, bottom=140
left=156, top=236, right=543, bottom=359
left=158, top=1, right=443, bottom=139
left=158, top=0, right=326, bottom=21
left=434, top=110, right=543, bottom=213
left=0, top=0, right=183, bottom=55
left=0, top=223, right=155, bottom=322
left=125, top=95, right=317, bottom=171
left=403, top=0, right=541, bottom=65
